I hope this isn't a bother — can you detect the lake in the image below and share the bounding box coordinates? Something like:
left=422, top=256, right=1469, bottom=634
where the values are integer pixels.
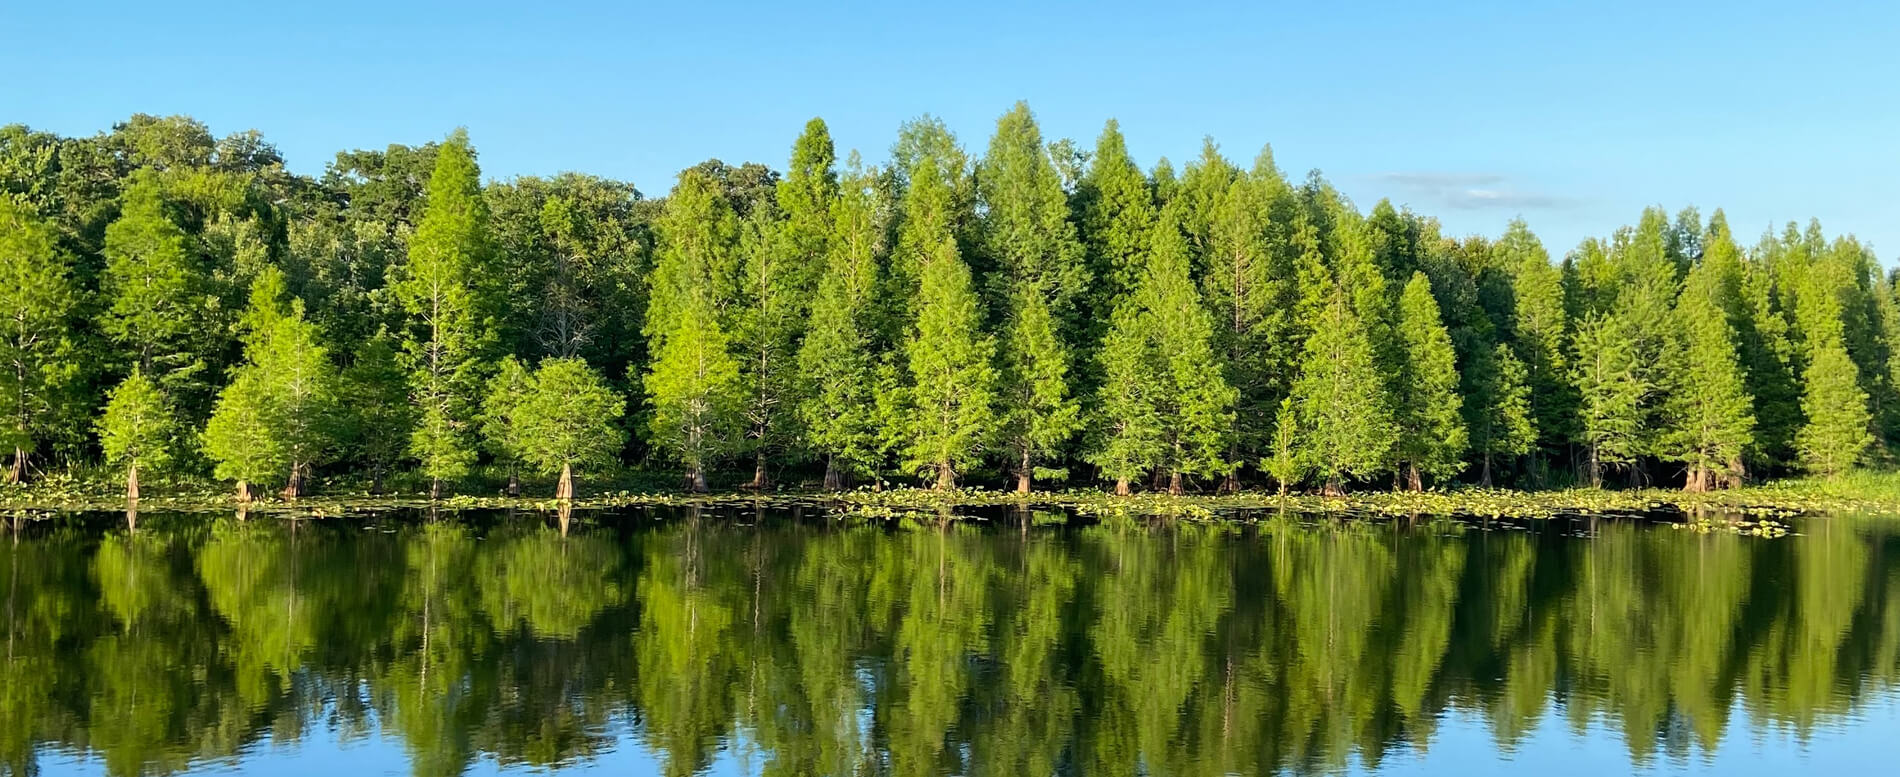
left=2, top=505, right=1897, bottom=776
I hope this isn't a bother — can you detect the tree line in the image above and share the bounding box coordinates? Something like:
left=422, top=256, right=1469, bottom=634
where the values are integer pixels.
left=2, top=107, right=1897, bottom=498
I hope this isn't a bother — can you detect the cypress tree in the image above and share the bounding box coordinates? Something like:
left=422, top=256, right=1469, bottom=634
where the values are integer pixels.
left=898, top=238, right=997, bottom=490
left=1499, top=219, right=1577, bottom=473
left=394, top=131, right=495, bottom=498
left=480, top=355, right=534, bottom=496
left=796, top=157, right=884, bottom=488
left=644, top=288, right=744, bottom=493
left=732, top=205, right=802, bottom=489
left=1660, top=228, right=1756, bottom=490
left=1573, top=313, right=1646, bottom=486
left=1086, top=302, right=1163, bottom=495
left=203, top=267, right=338, bottom=500
left=1143, top=210, right=1237, bottom=493
left=341, top=333, right=414, bottom=493
left=977, top=101, right=1088, bottom=313
left=1264, top=398, right=1302, bottom=495
left=512, top=357, right=625, bottom=500
left=1290, top=284, right=1395, bottom=494
left=96, top=369, right=179, bottom=502
left=1394, top=272, right=1468, bottom=489
left=1469, top=343, right=1535, bottom=487
left=1000, top=286, right=1081, bottom=492
left=100, top=174, right=216, bottom=410
left=1202, top=148, right=1299, bottom=488
left=1076, top=119, right=1156, bottom=312
left=1797, top=342, right=1873, bottom=476
left=0, top=198, right=77, bottom=482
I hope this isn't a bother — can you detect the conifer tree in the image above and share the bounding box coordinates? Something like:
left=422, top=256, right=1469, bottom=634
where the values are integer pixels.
left=1394, top=272, right=1468, bottom=489
left=1498, top=219, right=1576, bottom=471
left=1143, top=211, right=1237, bottom=492
left=203, top=267, right=339, bottom=500
left=796, top=158, right=883, bottom=488
left=1468, top=343, right=1535, bottom=486
left=480, top=355, right=533, bottom=496
left=1202, top=148, right=1300, bottom=487
left=1573, top=314, right=1646, bottom=486
left=1086, top=303, right=1163, bottom=495
left=1264, top=398, right=1302, bottom=495
left=1175, top=138, right=1239, bottom=268
left=976, top=102, right=1089, bottom=321
left=0, top=198, right=77, bottom=482
left=341, top=333, right=414, bottom=493
left=1000, top=286, right=1081, bottom=492
left=395, top=131, right=495, bottom=498
left=1290, top=285, right=1395, bottom=494
left=1661, top=237, right=1756, bottom=490
left=645, top=288, right=744, bottom=493
left=97, top=369, right=178, bottom=502
left=1797, top=342, right=1873, bottom=476
left=885, top=117, right=974, bottom=335
left=898, top=238, right=997, bottom=490
left=1076, top=119, right=1156, bottom=312
left=512, top=357, right=625, bottom=499
left=732, top=206, right=802, bottom=489
left=100, top=174, right=216, bottom=410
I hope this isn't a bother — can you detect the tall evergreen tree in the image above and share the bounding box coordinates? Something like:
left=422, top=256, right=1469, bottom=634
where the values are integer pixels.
left=96, top=369, right=178, bottom=502
left=1394, top=272, right=1468, bottom=489
left=100, top=173, right=217, bottom=411
left=1573, top=314, right=1646, bottom=486
left=1086, top=302, right=1163, bottom=495
left=796, top=157, right=884, bottom=488
left=645, top=288, right=744, bottom=493
left=898, top=238, right=997, bottom=490
left=202, top=267, right=339, bottom=500
left=1141, top=210, right=1237, bottom=493
left=976, top=101, right=1089, bottom=322
left=1498, top=219, right=1576, bottom=475
left=394, top=131, right=494, bottom=498
left=1289, top=285, right=1395, bottom=494
left=480, top=355, right=534, bottom=496
left=1661, top=229, right=1756, bottom=490
left=1076, top=119, right=1156, bottom=313
left=999, top=286, right=1081, bottom=492
left=0, top=198, right=77, bottom=481
left=341, top=333, right=414, bottom=493
left=1797, top=342, right=1873, bottom=476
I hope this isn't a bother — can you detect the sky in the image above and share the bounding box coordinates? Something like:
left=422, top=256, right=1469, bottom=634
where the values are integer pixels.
left=4, top=0, right=1896, bottom=262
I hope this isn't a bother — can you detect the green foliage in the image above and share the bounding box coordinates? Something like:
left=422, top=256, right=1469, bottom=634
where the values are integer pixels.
left=1076, top=119, right=1155, bottom=310
left=480, top=355, right=535, bottom=468
left=101, top=174, right=216, bottom=405
left=395, top=131, right=495, bottom=491
left=97, top=370, right=179, bottom=477
left=1000, top=287, right=1081, bottom=487
left=1660, top=249, right=1755, bottom=485
left=0, top=198, right=78, bottom=476
left=796, top=159, right=884, bottom=480
left=1574, top=314, right=1646, bottom=483
left=511, top=357, right=626, bottom=479
left=644, top=289, right=745, bottom=488
left=340, top=333, right=414, bottom=485
left=897, top=239, right=997, bottom=488
left=1797, top=342, right=1873, bottom=476
left=1290, top=285, right=1394, bottom=491
left=976, top=102, right=1089, bottom=321
left=202, top=267, right=339, bottom=490
left=1395, top=272, right=1468, bottom=484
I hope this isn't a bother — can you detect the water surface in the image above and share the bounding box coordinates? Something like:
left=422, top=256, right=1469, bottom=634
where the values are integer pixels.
left=3, top=505, right=1897, bottom=776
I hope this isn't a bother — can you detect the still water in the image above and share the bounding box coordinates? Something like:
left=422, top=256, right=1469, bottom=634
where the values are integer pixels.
left=2, top=505, right=1898, bottom=776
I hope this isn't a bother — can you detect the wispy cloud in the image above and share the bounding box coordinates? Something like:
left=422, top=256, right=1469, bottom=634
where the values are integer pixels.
left=1375, top=172, right=1577, bottom=212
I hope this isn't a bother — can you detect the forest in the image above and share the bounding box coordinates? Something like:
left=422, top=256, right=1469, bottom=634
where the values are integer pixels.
left=1, top=106, right=1897, bottom=499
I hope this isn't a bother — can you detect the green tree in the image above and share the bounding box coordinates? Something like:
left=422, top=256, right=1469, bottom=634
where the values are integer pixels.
left=1574, top=314, right=1646, bottom=486
left=1394, top=272, right=1468, bottom=489
left=1797, top=342, right=1873, bottom=476
left=1076, top=119, right=1156, bottom=312
left=394, top=131, right=495, bottom=498
left=513, top=357, right=625, bottom=499
left=341, top=333, right=414, bottom=493
left=96, top=370, right=178, bottom=501
left=1469, top=343, right=1536, bottom=487
left=480, top=355, right=534, bottom=496
left=1000, top=286, right=1081, bottom=492
left=975, top=102, right=1089, bottom=322
left=1086, top=303, right=1164, bottom=495
left=1290, top=284, right=1394, bottom=494
left=202, top=267, right=339, bottom=500
left=1264, top=397, right=1302, bottom=495
left=100, top=174, right=216, bottom=410
left=796, top=158, right=884, bottom=488
left=898, top=240, right=997, bottom=489
left=0, top=198, right=77, bottom=481
left=1499, top=219, right=1576, bottom=472
left=645, top=289, right=744, bottom=492
left=1662, top=250, right=1755, bottom=490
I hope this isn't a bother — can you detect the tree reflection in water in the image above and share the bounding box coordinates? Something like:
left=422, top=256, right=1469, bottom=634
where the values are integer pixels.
left=2, top=508, right=1898, bottom=776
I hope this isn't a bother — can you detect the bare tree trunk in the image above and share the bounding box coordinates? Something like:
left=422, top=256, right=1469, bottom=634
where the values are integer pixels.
left=506, top=466, right=520, bottom=498
left=1323, top=475, right=1344, bottom=497
left=7, top=447, right=23, bottom=484
left=557, top=462, right=575, bottom=501
left=1588, top=445, right=1602, bottom=488
left=430, top=477, right=442, bottom=500
left=1480, top=455, right=1494, bottom=488
left=1406, top=464, right=1424, bottom=492
left=236, top=480, right=252, bottom=503
left=1114, top=477, right=1130, bottom=496
left=747, top=452, right=768, bottom=490
left=936, top=462, right=955, bottom=491
left=1169, top=470, right=1184, bottom=496
left=126, top=463, right=139, bottom=503
left=1016, top=448, right=1032, bottom=494
left=369, top=466, right=385, bottom=495
left=1725, top=456, right=1747, bottom=489
left=685, top=466, right=708, bottom=493
left=822, top=455, right=842, bottom=491
left=282, top=462, right=305, bottom=500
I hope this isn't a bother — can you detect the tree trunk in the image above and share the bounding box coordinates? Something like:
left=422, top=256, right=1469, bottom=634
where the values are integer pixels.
left=1114, top=477, right=1130, bottom=496
left=1588, top=446, right=1602, bottom=488
left=1725, top=456, right=1747, bottom=489
left=1323, top=475, right=1344, bottom=497
left=369, top=467, right=385, bottom=495
left=7, top=447, right=23, bottom=483
left=1406, top=465, right=1424, bottom=492
left=822, top=455, right=842, bottom=491
left=281, top=463, right=305, bottom=500
left=1479, top=455, right=1493, bottom=488
left=1169, top=470, right=1184, bottom=496
left=747, top=452, right=768, bottom=490
left=506, top=466, right=520, bottom=497
left=430, top=477, right=442, bottom=500
left=557, top=462, right=575, bottom=501
left=126, top=463, right=140, bottom=503
left=685, top=466, right=708, bottom=493
left=935, top=462, right=955, bottom=491
left=236, top=480, right=252, bottom=503
left=1016, top=449, right=1032, bottom=494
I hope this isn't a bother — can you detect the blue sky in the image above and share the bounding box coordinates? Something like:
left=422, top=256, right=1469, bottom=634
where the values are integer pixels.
left=4, top=1, right=1895, bottom=262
